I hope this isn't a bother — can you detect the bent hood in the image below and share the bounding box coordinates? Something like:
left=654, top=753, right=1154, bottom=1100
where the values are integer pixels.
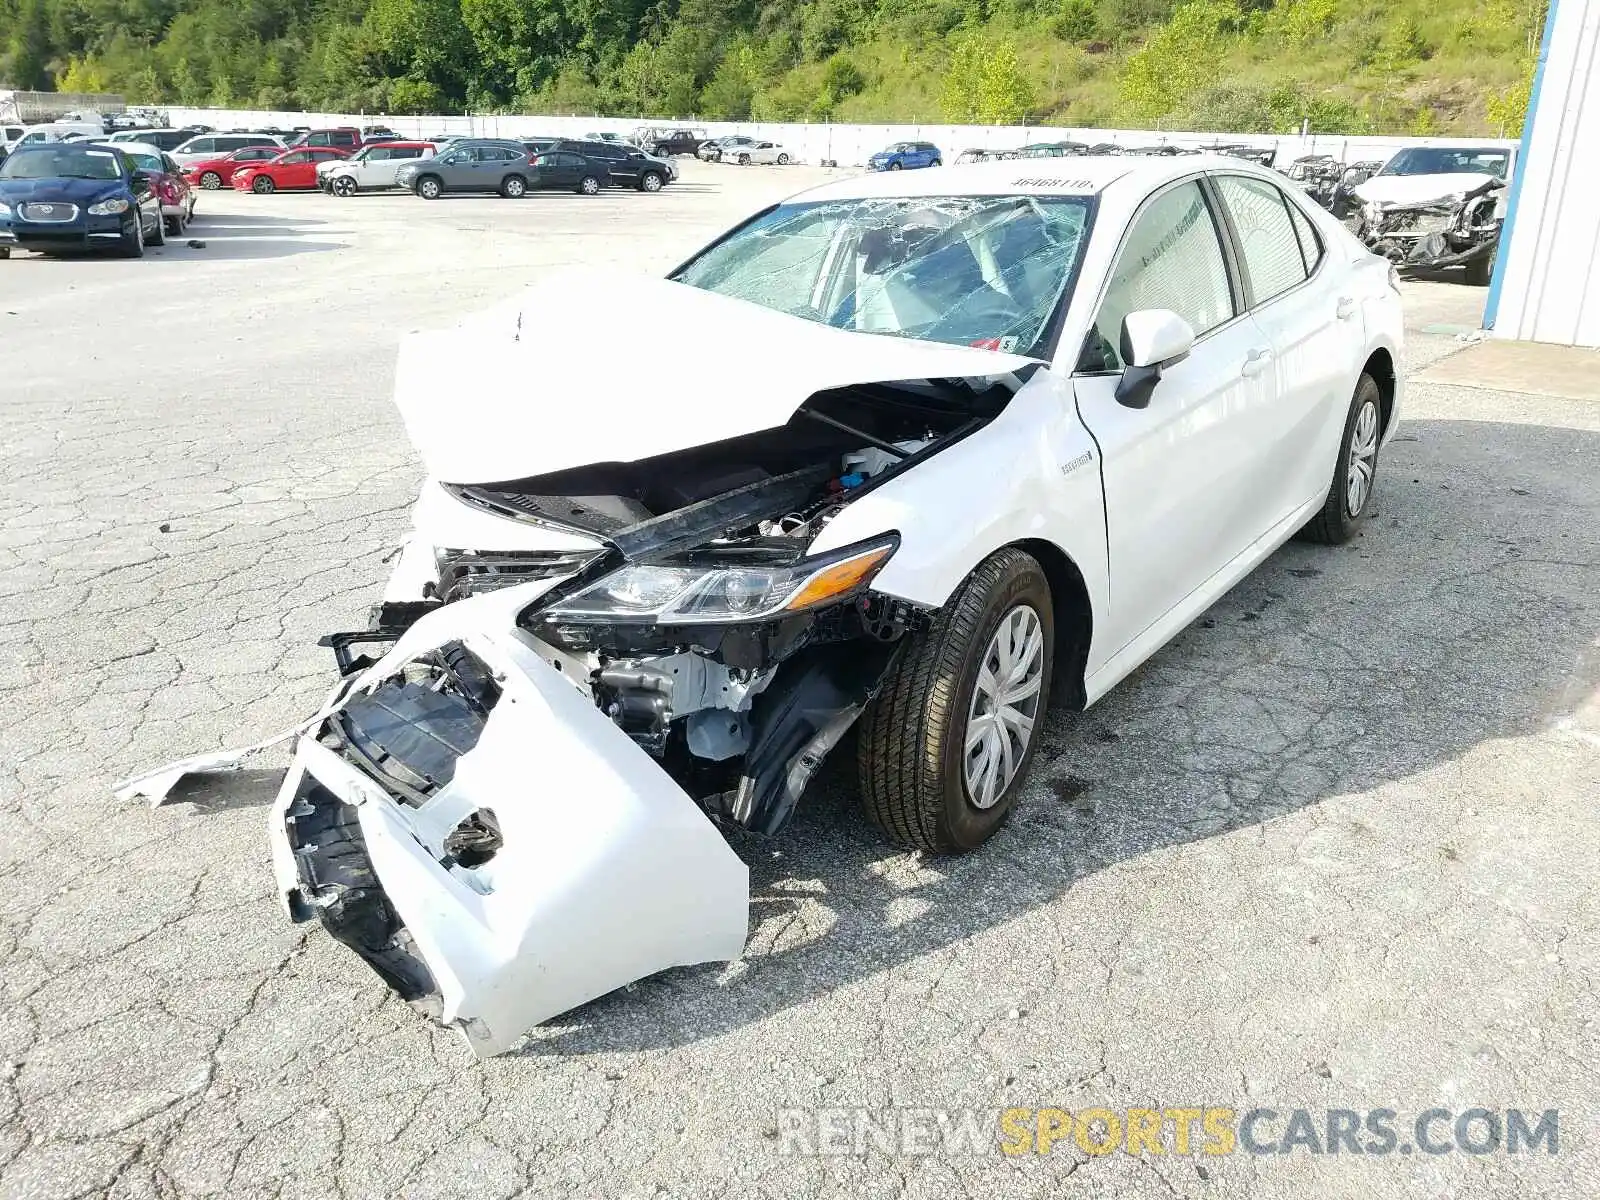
left=394, top=269, right=1040, bottom=485
left=1354, top=173, right=1502, bottom=208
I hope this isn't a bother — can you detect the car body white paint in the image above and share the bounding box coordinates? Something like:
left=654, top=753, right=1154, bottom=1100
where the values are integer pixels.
left=1354, top=172, right=1503, bottom=207
left=123, top=154, right=1404, bottom=1054
left=319, top=144, right=436, bottom=190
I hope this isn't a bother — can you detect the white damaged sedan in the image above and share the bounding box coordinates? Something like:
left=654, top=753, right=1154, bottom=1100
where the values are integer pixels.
left=122, top=156, right=1404, bottom=1055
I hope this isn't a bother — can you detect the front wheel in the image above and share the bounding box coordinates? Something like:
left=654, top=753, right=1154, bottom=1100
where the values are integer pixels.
left=147, top=207, right=165, bottom=246
left=1298, top=373, right=1383, bottom=544
left=120, top=215, right=144, bottom=258
left=332, top=176, right=357, bottom=197
left=1463, top=252, right=1493, bottom=287
left=889, top=161, right=903, bottom=171
left=415, top=176, right=442, bottom=200
left=930, top=158, right=942, bottom=167
left=199, top=171, right=222, bottom=190
left=858, top=548, right=1054, bottom=852
left=737, top=153, right=751, bottom=166
left=252, top=175, right=275, bottom=194
left=776, top=153, right=790, bottom=165
left=639, top=171, right=663, bottom=192
left=577, top=175, right=601, bottom=195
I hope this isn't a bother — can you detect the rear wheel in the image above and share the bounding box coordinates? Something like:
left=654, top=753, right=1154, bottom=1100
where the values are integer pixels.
left=199, top=171, right=222, bottom=190
left=858, top=548, right=1054, bottom=852
left=1298, top=373, right=1382, bottom=544
left=500, top=175, right=527, bottom=198
left=577, top=175, right=601, bottom=195
left=416, top=176, right=442, bottom=200
left=639, top=171, right=663, bottom=192
left=252, top=175, right=275, bottom=194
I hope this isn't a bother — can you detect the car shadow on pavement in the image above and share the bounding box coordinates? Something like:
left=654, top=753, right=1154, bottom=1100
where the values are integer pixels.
left=162, top=768, right=283, bottom=813
left=501, top=416, right=1600, bottom=1058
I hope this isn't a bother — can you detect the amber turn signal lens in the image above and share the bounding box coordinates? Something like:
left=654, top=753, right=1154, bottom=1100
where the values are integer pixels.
left=783, top=546, right=893, bottom=612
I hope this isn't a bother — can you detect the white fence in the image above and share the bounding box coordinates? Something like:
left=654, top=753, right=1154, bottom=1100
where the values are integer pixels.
left=156, top=106, right=1516, bottom=168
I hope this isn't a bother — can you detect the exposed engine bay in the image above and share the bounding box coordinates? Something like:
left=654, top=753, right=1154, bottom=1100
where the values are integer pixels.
left=327, top=371, right=1030, bottom=837
left=1356, top=178, right=1506, bottom=279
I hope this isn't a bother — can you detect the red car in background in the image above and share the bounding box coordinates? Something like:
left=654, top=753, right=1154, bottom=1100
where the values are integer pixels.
left=233, top=147, right=349, bottom=194
left=184, top=145, right=285, bottom=191
left=114, top=142, right=198, bottom=238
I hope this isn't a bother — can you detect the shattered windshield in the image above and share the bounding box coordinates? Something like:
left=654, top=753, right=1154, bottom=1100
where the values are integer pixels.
left=1379, top=148, right=1510, bottom=179
left=674, top=195, right=1092, bottom=355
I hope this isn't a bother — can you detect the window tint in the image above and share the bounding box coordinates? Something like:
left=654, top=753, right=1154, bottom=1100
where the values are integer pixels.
left=390, top=147, right=421, bottom=160
left=188, top=139, right=215, bottom=154
left=280, top=151, right=310, bottom=164
left=334, top=131, right=357, bottom=145
left=1085, top=181, right=1234, bottom=372
left=1214, top=175, right=1309, bottom=303
left=1286, top=199, right=1323, bottom=274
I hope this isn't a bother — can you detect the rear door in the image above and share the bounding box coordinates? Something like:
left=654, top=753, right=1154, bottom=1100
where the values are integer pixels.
left=1071, top=176, right=1279, bottom=655
left=1210, top=172, right=1361, bottom=523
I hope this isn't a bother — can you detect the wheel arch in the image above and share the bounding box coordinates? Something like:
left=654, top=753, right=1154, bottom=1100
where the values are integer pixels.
left=1011, top=539, right=1092, bottom=711
left=1363, top=346, right=1397, bottom=436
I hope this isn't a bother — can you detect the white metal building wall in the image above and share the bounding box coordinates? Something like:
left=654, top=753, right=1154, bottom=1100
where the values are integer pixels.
left=1487, top=0, right=1600, bottom=347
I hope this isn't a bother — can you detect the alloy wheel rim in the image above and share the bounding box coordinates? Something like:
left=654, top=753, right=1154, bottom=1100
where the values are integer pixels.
left=963, top=604, right=1045, bottom=810
left=1346, top=399, right=1379, bottom=517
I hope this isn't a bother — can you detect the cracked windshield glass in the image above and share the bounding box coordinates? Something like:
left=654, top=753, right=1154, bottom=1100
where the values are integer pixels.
left=674, top=195, right=1091, bottom=354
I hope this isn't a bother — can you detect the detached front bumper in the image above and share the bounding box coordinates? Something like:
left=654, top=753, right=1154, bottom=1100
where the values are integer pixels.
left=119, top=582, right=750, bottom=1057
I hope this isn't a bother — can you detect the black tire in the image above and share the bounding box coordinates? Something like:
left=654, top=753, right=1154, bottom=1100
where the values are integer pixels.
left=500, top=174, right=527, bottom=198
left=1298, top=373, right=1383, bottom=544
left=858, top=548, right=1055, bottom=853
left=416, top=176, right=442, bottom=200
left=332, top=176, right=356, bottom=197
left=1463, top=253, right=1492, bottom=287
left=776, top=152, right=790, bottom=165
left=147, top=206, right=165, bottom=246
left=931, top=158, right=942, bottom=167
left=0, top=247, right=10, bottom=259
left=252, top=175, right=275, bottom=194
left=889, top=161, right=903, bottom=171
left=120, top=215, right=144, bottom=258
left=639, top=171, right=663, bottom=192
left=577, top=175, right=601, bottom=195
left=199, top=171, right=222, bottom=190
left=737, top=153, right=751, bottom=166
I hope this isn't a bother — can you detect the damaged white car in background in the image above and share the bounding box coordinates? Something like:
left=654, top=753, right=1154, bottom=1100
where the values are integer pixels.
left=121, top=157, right=1405, bottom=1056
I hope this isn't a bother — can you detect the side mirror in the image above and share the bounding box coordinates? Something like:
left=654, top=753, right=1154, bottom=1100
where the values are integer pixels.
left=1114, top=309, right=1195, bottom=410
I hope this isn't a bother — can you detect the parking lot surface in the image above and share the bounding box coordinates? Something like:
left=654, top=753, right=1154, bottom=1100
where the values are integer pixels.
left=1, top=160, right=1596, bottom=1199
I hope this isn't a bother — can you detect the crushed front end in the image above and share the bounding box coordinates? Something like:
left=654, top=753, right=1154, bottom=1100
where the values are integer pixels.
left=1357, top=178, right=1506, bottom=278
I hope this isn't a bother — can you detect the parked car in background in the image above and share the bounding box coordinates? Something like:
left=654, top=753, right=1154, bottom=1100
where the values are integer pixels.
left=699, top=136, right=756, bottom=163
left=3, top=125, right=25, bottom=152
left=288, top=127, right=363, bottom=152
left=12, top=121, right=108, bottom=150
left=171, top=133, right=282, bottom=169
left=1015, top=141, right=1088, bottom=158
left=233, top=147, right=350, bottom=194
left=109, top=142, right=196, bottom=236
left=954, top=148, right=995, bottom=165
left=398, top=142, right=538, bottom=199
left=867, top=141, right=942, bottom=170
left=319, top=142, right=436, bottom=195
left=726, top=140, right=791, bottom=165
left=641, top=128, right=706, bottom=157
left=552, top=140, right=675, bottom=190
left=183, top=145, right=285, bottom=190
left=526, top=150, right=614, bottom=194
left=0, top=142, right=166, bottom=257
left=588, top=131, right=634, bottom=147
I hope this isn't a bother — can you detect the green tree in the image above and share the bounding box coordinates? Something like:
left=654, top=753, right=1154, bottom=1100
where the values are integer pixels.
left=1119, top=0, right=1238, bottom=120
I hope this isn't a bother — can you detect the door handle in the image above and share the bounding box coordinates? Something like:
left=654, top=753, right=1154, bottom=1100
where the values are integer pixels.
left=1241, top=347, right=1274, bottom=378
left=1336, top=296, right=1357, bottom=321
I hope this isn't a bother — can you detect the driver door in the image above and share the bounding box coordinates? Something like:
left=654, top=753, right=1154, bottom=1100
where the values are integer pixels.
left=1071, top=178, right=1279, bottom=659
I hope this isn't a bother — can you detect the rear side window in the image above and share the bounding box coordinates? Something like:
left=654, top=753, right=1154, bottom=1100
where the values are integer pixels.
left=1084, top=180, right=1236, bottom=371
left=1286, top=199, right=1324, bottom=274
left=1214, top=175, right=1311, bottom=303
left=334, top=131, right=357, bottom=146
left=187, top=138, right=216, bottom=154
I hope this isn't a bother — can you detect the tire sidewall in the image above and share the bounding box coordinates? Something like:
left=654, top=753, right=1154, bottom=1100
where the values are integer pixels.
left=935, top=557, right=1054, bottom=849
left=417, top=177, right=441, bottom=199
left=1334, top=374, right=1383, bottom=536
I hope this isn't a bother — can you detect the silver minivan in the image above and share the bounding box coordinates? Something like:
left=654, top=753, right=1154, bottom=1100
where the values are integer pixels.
left=170, top=133, right=283, bottom=169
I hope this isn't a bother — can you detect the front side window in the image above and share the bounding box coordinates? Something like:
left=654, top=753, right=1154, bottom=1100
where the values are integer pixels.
left=1214, top=175, right=1310, bottom=304
left=1083, top=180, right=1234, bottom=371
left=187, top=139, right=216, bottom=154
left=675, top=194, right=1091, bottom=356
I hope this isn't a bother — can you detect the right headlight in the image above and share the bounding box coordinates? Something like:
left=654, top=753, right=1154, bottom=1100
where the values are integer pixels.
left=87, top=198, right=131, bottom=215
left=538, top=538, right=897, bottom=624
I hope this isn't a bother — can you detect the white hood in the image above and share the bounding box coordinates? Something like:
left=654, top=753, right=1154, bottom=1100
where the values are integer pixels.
left=393, top=269, right=1039, bottom=485
left=1354, top=173, right=1502, bottom=208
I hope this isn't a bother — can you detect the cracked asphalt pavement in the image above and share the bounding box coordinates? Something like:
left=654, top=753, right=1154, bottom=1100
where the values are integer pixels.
left=1, top=162, right=1596, bottom=1199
